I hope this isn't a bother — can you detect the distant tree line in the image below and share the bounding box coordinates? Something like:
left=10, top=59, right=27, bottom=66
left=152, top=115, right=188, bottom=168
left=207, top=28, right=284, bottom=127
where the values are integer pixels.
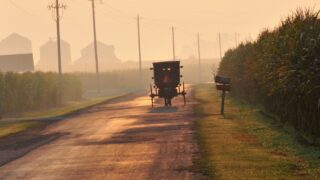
left=0, top=72, right=82, bottom=116
left=76, top=69, right=151, bottom=91
left=218, top=9, right=320, bottom=140
left=76, top=63, right=214, bottom=92
left=0, top=61, right=213, bottom=117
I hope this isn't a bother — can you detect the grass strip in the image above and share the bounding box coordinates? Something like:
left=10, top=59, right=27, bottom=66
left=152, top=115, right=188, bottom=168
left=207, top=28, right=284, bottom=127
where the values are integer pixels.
left=0, top=93, right=129, bottom=139
left=193, top=84, right=320, bottom=179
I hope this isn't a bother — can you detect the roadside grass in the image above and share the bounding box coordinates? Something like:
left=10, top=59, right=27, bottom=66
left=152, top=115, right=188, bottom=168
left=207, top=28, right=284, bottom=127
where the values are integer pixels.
left=0, top=121, right=44, bottom=139
left=193, top=84, right=320, bottom=179
left=16, top=95, right=121, bottom=120
left=0, top=93, right=129, bottom=139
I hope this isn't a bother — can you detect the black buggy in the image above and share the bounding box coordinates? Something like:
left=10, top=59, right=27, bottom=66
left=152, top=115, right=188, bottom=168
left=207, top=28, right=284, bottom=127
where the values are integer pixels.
left=150, top=61, right=186, bottom=107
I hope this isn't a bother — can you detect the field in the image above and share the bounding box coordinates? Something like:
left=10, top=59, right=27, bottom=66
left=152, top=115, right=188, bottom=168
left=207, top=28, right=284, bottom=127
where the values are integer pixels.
left=218, top=9, right=320, bottom=141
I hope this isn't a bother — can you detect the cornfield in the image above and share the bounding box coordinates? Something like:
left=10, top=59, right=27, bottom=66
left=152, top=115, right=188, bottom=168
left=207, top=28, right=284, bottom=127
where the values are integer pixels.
left=218, top=9, right=320, bottom=140
left=0, top=71, right=82, bottom=116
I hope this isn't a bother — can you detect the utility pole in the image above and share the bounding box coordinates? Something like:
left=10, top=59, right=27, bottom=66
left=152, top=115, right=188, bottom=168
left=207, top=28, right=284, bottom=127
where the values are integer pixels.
left=235, top=32, right=238, bottom=47
left=48, top=0, right=66, bottom=76
left=172, top=26, right=176, bottom=60
left=90, top=0, right=101, bottom=93
left=219, top=32, right=222, bottom=61
left=247, top=33, right=253, bottom=42
left=197, top=33, right=201, bottom=82
left=137, top=15, right=142, bottom=73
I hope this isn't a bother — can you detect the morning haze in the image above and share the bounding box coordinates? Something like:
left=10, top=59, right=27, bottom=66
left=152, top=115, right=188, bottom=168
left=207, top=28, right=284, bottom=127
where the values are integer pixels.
left=0, top=0, right=318, bottom=64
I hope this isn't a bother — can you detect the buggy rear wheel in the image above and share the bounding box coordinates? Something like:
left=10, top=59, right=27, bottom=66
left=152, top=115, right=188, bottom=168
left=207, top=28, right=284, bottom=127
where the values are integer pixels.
left=168, top=98, right=172, bottom=106
left=182, top=82, right=186, bottom=105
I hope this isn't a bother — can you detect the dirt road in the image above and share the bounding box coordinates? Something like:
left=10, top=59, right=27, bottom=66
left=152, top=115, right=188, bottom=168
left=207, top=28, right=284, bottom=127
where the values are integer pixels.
left=0, top=90, right=200, bottom=179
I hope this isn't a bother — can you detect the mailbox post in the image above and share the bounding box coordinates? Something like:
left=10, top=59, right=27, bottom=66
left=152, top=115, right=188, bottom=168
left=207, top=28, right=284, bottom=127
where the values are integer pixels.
left=221, top=90, right=226, bottom=115
left=214, top=76, right=231, bottom=115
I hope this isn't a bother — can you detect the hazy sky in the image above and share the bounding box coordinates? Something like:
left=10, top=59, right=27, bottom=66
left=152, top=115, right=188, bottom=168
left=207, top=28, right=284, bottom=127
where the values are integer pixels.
left=0, top=0, right=318, bottom=62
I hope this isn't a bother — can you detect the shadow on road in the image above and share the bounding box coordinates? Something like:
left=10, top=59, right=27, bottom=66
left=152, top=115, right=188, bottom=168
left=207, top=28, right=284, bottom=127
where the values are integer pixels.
left=148, top=107, right=178, bottom=113
left=76, top=94, right=198, bottom=179
left=0, top=130, right=69, bottom=167
left=79, top=123, right=187, bottom=145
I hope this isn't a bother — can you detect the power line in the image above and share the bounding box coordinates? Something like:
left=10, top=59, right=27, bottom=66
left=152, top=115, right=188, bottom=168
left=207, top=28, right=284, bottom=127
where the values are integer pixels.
left=99, top=2, right=200, bottom=36
left=8, top=0, right=34, bottom=15
left=102, top=2, right=134, bottom=18
left=7, top=0, right=52, bottom=21
left=97, top=5, right=134, bottom=21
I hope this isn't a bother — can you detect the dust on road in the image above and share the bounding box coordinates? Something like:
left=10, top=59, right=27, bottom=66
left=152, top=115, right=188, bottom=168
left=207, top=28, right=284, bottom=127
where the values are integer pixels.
left=0, top=90, right=201, bottom=179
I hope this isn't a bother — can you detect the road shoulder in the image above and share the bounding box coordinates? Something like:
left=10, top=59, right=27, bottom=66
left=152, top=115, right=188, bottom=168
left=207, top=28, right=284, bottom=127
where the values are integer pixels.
left=193, top=84, right=320, bottom=179
left=0, top=92, right=141, bottom=167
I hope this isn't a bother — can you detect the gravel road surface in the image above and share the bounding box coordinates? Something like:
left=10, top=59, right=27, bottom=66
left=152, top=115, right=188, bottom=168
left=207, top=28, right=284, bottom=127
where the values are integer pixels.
left=0, top=90, right=200, bottom=180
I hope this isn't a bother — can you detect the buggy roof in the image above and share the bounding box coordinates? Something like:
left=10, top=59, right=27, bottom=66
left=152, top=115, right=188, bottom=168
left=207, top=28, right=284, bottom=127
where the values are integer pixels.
left=152, top=60, right=180, bottom=65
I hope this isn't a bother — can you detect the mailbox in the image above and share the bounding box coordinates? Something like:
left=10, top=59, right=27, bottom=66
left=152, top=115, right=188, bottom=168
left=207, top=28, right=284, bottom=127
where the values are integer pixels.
left=216, top=84, right=231, bottom=91
left=214, top=76, right=231, bottom=84
left=214, top=75, right=231, bottom=115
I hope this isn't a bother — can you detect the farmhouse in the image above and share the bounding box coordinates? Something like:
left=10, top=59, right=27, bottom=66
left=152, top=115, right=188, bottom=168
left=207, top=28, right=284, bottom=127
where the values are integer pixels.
left=0, top=33, right=32, bottom=55
left=37, top=39, right=72, bottom=71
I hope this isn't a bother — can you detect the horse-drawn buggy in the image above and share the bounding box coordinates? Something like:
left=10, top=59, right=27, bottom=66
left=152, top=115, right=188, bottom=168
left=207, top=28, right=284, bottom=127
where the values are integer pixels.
left=150, top=61, right=186, bottom=107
